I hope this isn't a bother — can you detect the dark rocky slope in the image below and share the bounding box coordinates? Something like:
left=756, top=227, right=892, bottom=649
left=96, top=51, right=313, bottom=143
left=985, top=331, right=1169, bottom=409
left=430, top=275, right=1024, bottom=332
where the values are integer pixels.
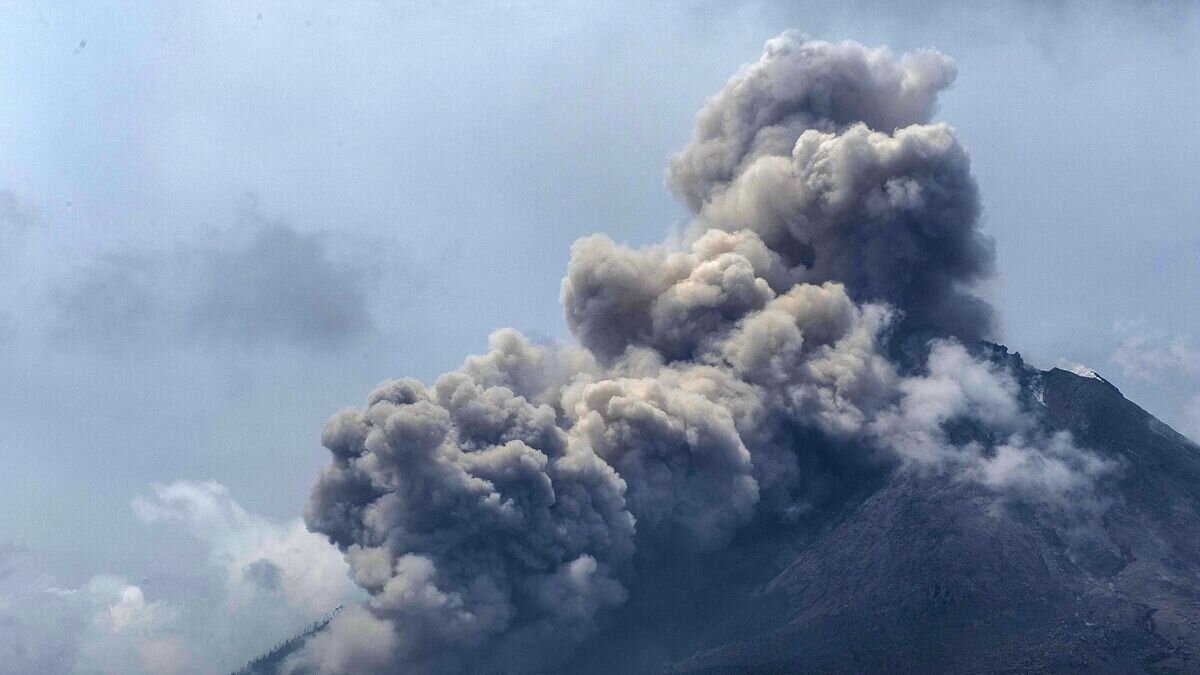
left=572, top=347, right=1200, bottom=674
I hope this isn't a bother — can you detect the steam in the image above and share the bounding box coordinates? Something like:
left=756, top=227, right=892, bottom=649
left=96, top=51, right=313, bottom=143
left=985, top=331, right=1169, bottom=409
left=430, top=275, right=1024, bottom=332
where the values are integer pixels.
left=294, top=33, right=1106, bottom=674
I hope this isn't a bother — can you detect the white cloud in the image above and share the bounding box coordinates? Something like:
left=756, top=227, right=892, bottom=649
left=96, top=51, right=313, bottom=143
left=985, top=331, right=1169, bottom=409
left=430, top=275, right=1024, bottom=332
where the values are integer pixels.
left=1110, top=318, right=1200, bottom=382
left=1182, top=394, right=1200, bottom=444
left=1108, top=319, right=1200, bottom=443
left=871, top=341, right=1113, bottom=506
left=0, top=480, right=359, bottom=675
left=133, top=480, right=358, bottom=616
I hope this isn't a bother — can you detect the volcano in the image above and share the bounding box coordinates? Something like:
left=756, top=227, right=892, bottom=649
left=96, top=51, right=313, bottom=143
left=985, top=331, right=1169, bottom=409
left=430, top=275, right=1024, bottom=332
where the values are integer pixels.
left=269, top=34, right=1200, bottom=675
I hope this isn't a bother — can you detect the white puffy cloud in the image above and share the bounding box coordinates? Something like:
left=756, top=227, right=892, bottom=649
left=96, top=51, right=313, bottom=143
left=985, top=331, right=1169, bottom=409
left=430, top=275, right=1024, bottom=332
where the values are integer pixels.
left=1107, top=318, right=1200, bottom=443
left=872, top=341, right=1113, bottom=507
left=1111, top=318, right=1199, bottom=382
left=0, top=481, right=359, bottom=675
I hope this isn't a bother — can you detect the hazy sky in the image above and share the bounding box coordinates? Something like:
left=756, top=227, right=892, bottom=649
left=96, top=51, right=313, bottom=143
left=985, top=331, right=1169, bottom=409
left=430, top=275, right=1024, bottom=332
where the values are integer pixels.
left=0, top=1, right=1197, bottom=671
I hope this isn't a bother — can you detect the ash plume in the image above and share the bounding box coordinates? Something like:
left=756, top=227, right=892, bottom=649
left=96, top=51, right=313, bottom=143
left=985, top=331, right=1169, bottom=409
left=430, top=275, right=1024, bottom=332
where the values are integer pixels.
left=667, top=32, right=996, bottom=341
left=293, top=33, right=1105, bottom=674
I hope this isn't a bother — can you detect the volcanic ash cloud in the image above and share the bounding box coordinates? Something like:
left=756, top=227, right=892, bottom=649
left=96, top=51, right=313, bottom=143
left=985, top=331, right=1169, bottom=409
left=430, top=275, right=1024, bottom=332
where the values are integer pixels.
left=292, top=32, right=1108, bottom=675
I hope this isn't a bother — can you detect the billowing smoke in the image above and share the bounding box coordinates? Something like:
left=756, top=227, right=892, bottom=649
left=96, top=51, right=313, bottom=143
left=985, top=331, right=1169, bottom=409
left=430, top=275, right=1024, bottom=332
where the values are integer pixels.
left=292, top=33, right=1105, bottom=674
left=666, top=33, right=995, bottom=342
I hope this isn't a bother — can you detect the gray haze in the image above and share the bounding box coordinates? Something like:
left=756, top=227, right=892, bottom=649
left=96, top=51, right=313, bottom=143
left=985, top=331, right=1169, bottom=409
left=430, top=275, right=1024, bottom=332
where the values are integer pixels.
left=0, top=2, right=1196, bottom=673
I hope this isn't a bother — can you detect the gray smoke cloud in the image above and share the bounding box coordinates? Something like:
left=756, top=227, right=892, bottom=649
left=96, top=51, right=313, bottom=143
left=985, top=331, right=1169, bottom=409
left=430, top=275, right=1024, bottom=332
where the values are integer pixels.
left=0, top=190, right=37, bottom=342
left=0, top=190, right=34, bottom=250
left=667, top=32, right=996, bottom=341
left=48, top=203, right=373, bottom=352
left=294, top=34, right=1106, bottom=674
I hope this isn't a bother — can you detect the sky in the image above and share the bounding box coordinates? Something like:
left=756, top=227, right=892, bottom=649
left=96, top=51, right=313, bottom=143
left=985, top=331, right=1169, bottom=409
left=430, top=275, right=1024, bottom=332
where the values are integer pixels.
left=0, top=1, right=1197, bottom=672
